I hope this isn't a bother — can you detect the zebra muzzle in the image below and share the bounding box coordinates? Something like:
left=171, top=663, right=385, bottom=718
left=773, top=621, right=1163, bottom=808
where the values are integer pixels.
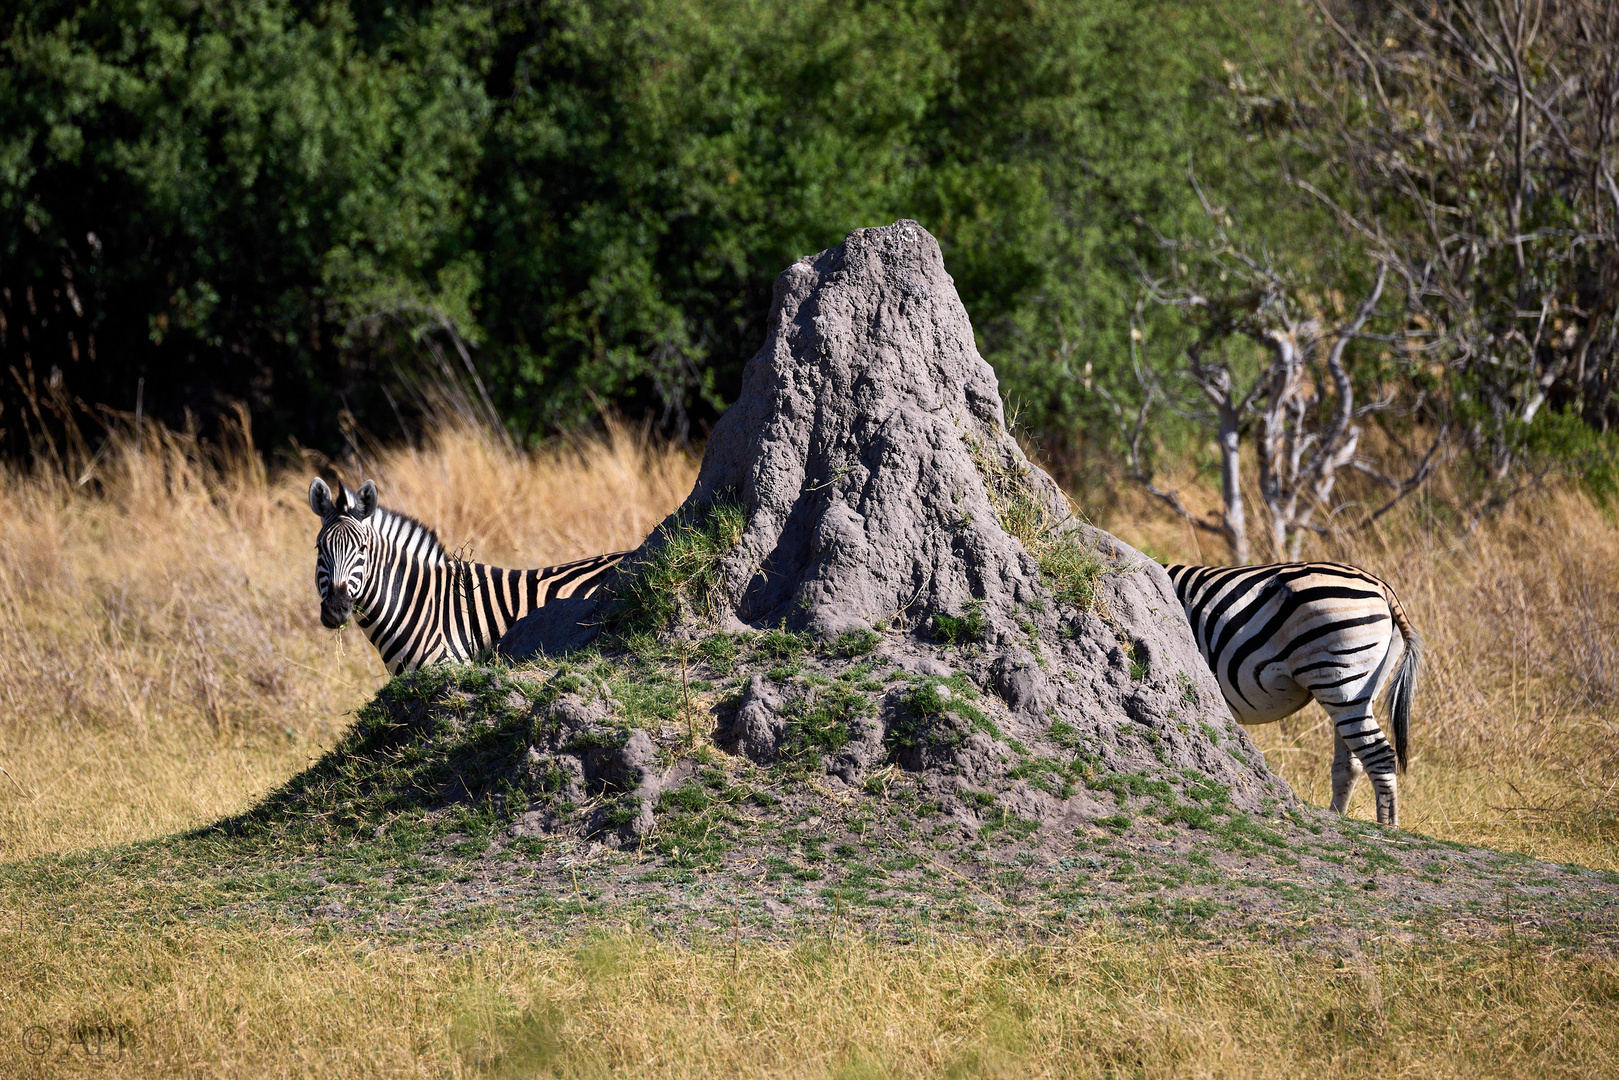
left=320, top=595, right=352, bottom=629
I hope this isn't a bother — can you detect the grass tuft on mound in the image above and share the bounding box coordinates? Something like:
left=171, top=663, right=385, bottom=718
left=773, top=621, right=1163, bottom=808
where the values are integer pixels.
left=606, top=497, right=747, bottom=634
left=931, top=603, right=987, bottom=645
left=967, top=435, right=1126, bottom=613
left=215, top=665, right=552, bottom=851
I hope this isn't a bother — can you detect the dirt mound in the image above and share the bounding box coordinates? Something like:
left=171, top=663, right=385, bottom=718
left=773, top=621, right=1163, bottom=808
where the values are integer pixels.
left=242, top=660, right=1619, bottom=949
left=494, top=220, right=1287, bottom=832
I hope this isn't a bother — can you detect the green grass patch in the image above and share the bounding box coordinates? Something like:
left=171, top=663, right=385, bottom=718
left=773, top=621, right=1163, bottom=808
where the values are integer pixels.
left=1208, top=814, right=1291, bottom=854
left=826, top=628, right=882, bottom=658
left=606, top=497, right=746, bottom=634
left=933, top=604, right=987, bottom=645
left=1036, top=534, right=1114, bottom=611
left=1162, top=803, right=1220, bottom=829
left=213, top=666, right=561, bottom=850
left=698, top=632, right=742, bottom=674
left=1088, top=771, right=1176, bottom=807
left=756, top=624, right=810, bottom=662
left=657, top=784, right=713, bottom=814
left=967, top=436, right=1136, bottom=614
left=980, top=808, right=1041, bottom=841
left=780, top=683, right=873, bottom=760
left=888, top=676, right=992, bottom=755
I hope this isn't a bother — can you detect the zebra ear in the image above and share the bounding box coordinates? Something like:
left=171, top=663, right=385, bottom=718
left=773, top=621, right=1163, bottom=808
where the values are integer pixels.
left=353, top=479, right=378, bottom=520
left=309, top=478, right=334, bottom=517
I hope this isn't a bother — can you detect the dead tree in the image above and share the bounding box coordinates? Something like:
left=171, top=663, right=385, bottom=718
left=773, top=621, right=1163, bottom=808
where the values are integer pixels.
left=1253, top=266, right=1385, bottom=559
left=1128, top=184, right=1409, bottom=562
left=1260, top=0, right=1619, bottom=476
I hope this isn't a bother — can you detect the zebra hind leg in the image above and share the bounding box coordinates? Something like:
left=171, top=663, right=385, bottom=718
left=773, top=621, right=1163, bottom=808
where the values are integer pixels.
left=1324, top=707, right=1400, bottom=827
left=1329, top=730, right=1364, bottom=814
left=1374, top=772, right=1399, bottom=827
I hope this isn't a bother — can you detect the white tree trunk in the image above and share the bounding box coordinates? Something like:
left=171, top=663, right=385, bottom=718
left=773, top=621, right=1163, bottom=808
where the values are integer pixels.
left=1216, top=404, right=1249, bottom=565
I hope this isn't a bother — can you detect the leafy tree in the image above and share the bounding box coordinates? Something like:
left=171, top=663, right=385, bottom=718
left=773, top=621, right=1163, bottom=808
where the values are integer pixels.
left=0, top=0, right=490, bottom=454
left=1, top=0, right=1309, bottom=460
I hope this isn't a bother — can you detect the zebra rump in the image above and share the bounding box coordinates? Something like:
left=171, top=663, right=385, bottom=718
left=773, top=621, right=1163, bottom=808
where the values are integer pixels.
left=1164, top=560, right=1421, bottom=826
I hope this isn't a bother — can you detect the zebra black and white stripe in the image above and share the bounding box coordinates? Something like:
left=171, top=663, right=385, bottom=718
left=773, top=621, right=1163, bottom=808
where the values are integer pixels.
left=1164, top=561, right=1422, bottom=827
left=309, top=478, right=629, bottom=674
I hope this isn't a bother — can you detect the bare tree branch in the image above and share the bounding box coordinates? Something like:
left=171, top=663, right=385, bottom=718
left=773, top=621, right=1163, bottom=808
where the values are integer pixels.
left=1356, top=424, right=1451, bottom=529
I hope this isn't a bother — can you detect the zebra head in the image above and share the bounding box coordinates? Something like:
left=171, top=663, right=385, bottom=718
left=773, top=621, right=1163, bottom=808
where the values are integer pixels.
left=309, top=477, right=378, bottom=629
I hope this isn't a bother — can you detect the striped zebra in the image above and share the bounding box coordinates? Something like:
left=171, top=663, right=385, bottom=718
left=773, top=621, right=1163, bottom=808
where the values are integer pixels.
left=1164, top=561, right=1422, bottom=827
left=309, top=477, right=629, bottom=674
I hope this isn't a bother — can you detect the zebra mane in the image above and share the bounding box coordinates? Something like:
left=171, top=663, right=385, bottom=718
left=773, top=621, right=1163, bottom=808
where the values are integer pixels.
left=374, top=504, right=449, bottom=561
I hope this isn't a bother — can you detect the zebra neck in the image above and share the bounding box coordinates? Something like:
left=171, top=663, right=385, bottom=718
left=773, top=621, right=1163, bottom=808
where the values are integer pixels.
left=359, top=557, right=535, bottom=673
left=349, top=514, right=621, bottom=675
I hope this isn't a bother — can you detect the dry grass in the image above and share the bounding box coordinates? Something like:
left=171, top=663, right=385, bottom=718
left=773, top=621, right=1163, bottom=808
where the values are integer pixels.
left=5, top=421, right=1619, bottom=1077
left=5, top=921, right=1618, bottom=1079
left=0, top=417, right=695, bottom=860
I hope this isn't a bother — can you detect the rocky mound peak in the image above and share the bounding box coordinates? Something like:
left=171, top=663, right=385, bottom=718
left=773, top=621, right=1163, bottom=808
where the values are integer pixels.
left=685, top=218, right=1066, bottom=640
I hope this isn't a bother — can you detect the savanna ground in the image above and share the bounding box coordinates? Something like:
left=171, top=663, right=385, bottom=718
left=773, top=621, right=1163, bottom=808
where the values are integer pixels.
left=4, top=419, right=1619, bottom=1077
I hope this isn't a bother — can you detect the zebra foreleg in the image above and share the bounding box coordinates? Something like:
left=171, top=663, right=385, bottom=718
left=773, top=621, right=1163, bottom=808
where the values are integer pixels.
left=1323, top=709, right=1399, bottom=827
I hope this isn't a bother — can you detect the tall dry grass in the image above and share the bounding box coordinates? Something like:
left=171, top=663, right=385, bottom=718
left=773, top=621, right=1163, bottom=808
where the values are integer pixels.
left=0, top=417, right=696, bottom=860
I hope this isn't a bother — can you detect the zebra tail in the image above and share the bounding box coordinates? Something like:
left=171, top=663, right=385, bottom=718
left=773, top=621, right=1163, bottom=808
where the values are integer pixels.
left=1389, top=626, right=1421, bottom=773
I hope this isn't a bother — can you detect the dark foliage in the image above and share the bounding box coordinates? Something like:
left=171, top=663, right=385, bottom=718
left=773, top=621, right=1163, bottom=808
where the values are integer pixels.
left=0, top=0, right=1290, bottom=460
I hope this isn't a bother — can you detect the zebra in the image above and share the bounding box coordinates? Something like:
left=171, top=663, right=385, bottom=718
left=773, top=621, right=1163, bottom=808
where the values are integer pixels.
left=309, top=477, right=630, bottom=674
left=1164, top=561, right=1422, bottom=827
